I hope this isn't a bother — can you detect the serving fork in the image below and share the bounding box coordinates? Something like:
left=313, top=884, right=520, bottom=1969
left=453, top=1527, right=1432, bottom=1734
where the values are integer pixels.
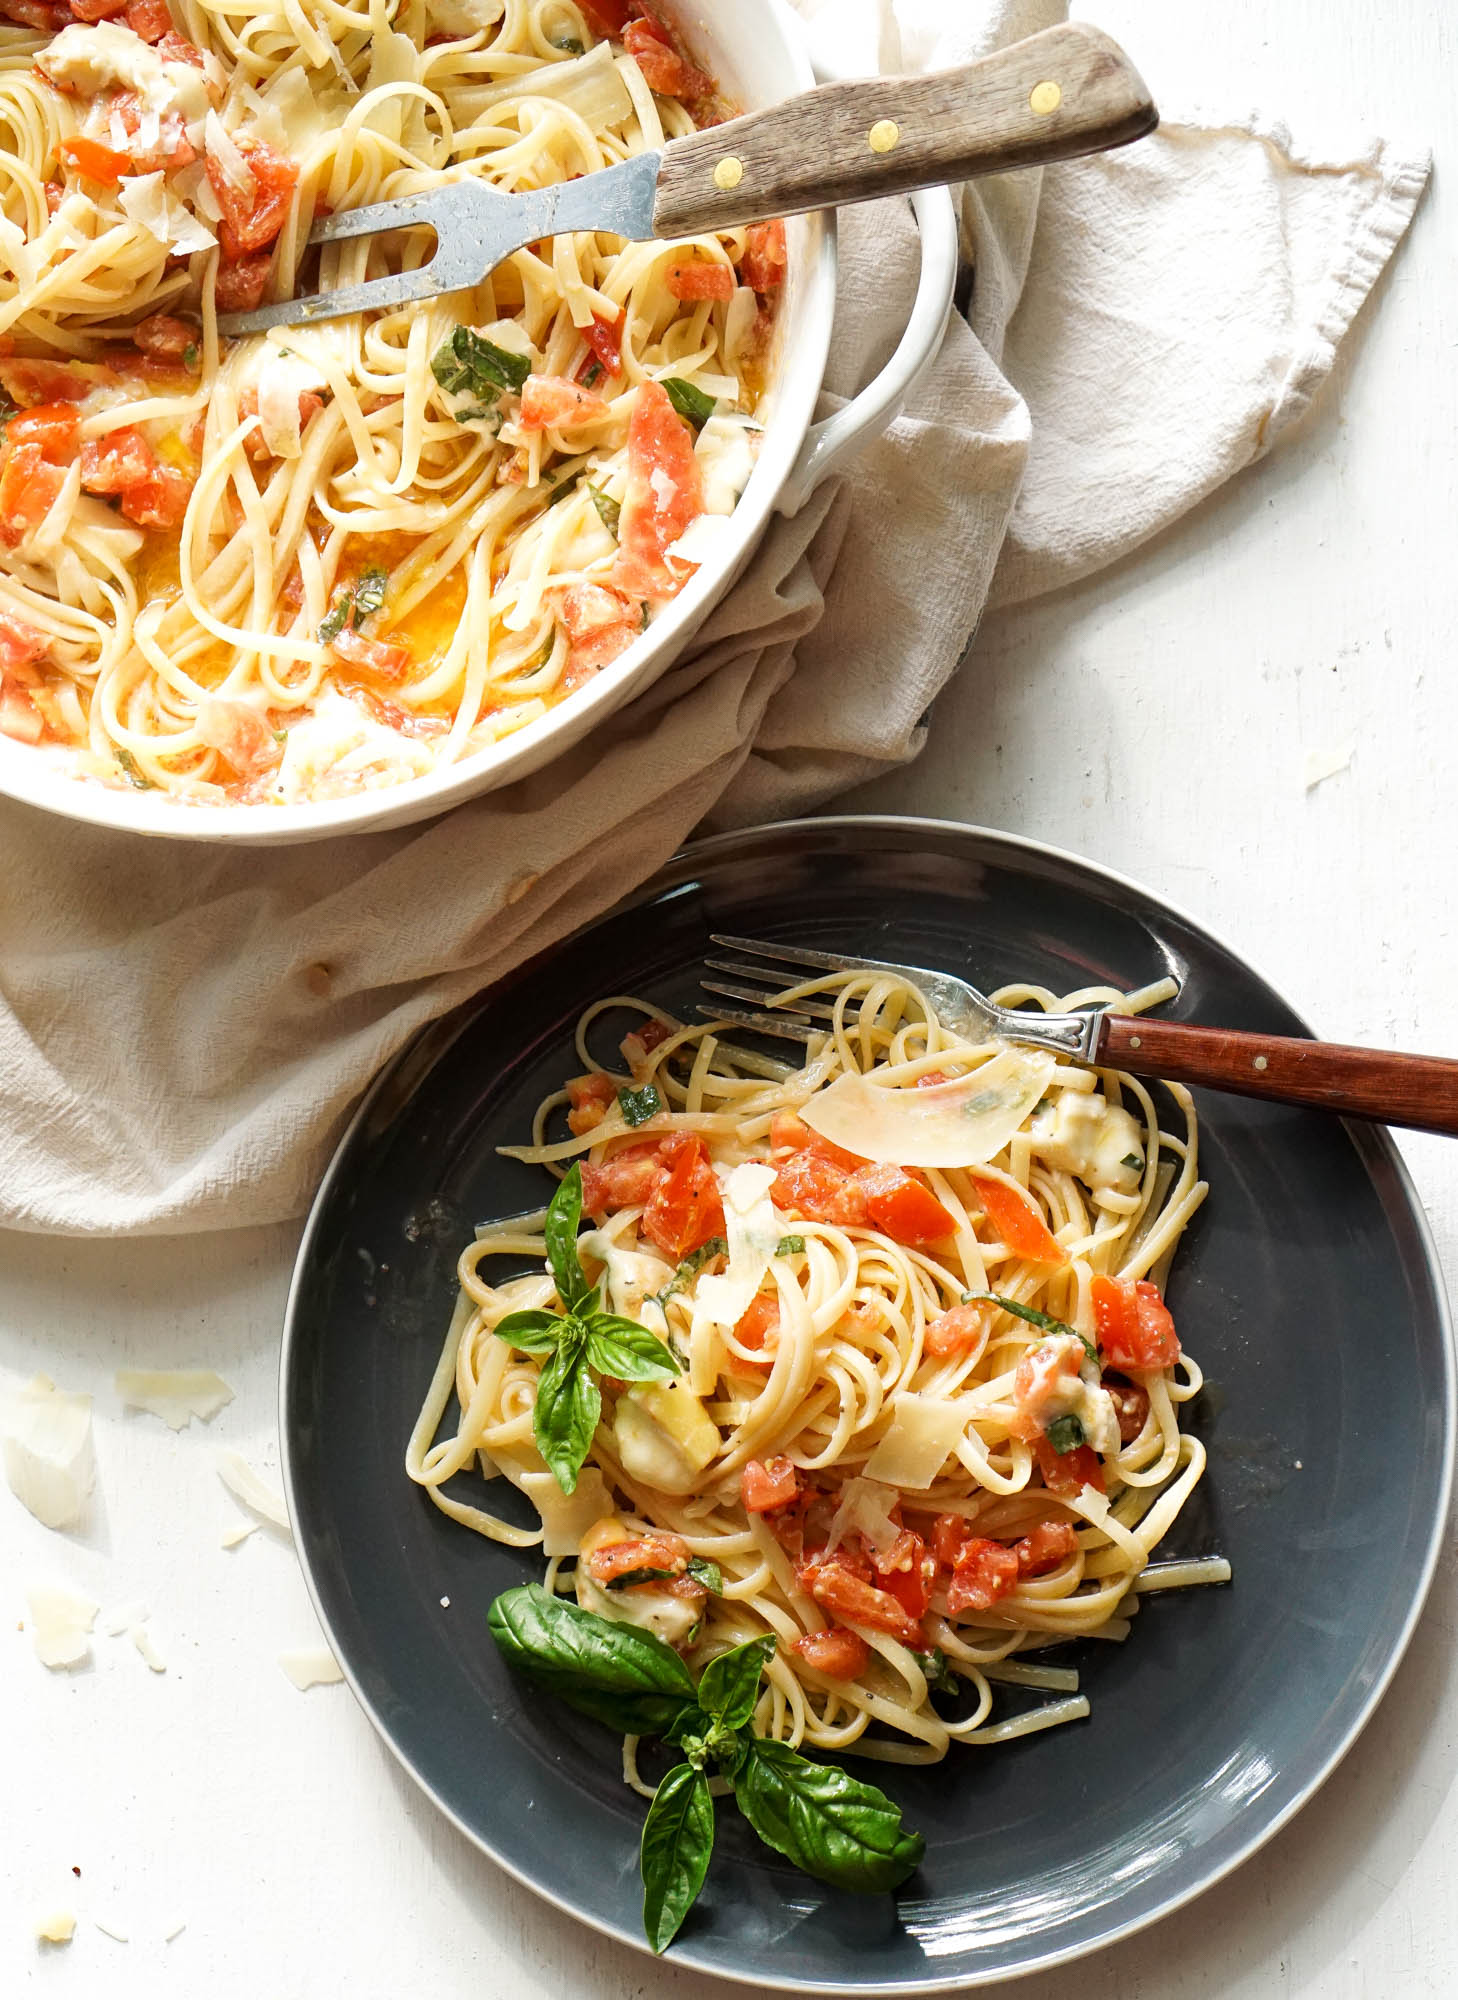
left=700, top=936, right=1458, bottom=1138
left=219, top=22, right=1156, bottom=335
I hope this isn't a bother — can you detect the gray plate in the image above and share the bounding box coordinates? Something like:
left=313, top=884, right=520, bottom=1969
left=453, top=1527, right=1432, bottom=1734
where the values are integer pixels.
left=280, top=816, right=1454, bottom=1991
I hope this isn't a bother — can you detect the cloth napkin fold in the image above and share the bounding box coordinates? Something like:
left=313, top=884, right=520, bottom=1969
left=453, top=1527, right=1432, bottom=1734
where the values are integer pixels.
left=0, top=1, right=1429, bottom=1235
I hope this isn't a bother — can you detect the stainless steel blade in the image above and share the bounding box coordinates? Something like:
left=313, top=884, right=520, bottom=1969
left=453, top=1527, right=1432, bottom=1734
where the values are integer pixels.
left=217, top=153, right=663, bottom=337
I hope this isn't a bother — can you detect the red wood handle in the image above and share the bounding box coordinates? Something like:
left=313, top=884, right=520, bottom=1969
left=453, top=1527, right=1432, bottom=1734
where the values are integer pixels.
left=1095, top=1015, right=1458, bottom=1137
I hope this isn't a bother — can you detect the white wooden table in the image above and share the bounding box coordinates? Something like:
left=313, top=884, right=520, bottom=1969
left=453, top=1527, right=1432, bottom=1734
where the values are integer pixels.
left=4, top=2, right=1455, bottom=1994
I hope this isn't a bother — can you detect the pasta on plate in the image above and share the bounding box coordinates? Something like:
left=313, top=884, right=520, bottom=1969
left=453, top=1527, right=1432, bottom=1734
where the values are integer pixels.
left=0, top=0, right=785, bottom=802
left=410, top=966, right=1230, bottom=1773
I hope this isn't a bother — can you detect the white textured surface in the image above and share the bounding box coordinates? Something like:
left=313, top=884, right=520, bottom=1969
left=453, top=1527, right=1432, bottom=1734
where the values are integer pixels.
left=4, top=0, right=1456, bottom=1993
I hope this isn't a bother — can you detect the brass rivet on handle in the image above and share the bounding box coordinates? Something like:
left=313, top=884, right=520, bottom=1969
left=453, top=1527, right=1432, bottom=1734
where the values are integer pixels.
left=713, top=155, right=744, bottom=191
left=1253, top=1055, right=1269, bottom=1071
left=868, top=119, right=900, bottom=154
left=1029, top=79, right=1062, bottom=116
left=1129, top=1035, right=1142, bottom=1050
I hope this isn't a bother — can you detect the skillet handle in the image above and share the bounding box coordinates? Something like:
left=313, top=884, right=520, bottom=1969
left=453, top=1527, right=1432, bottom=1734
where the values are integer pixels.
left=651, top=22, right=1157, bottom=237
left=1097, top=1015, right=1458, bottom=1138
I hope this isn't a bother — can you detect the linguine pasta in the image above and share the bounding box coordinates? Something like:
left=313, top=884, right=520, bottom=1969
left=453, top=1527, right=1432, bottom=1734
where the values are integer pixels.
left=0, top=0, right=783, bottom=802
left=409, top=968, right=1228, bottom=1771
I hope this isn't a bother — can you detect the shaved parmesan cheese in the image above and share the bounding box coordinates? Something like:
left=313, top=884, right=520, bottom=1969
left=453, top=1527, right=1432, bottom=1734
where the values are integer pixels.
left=665, top=513, right=734, bottom=568
left=452, top=38, right=632, bottom=130
left=93, top=1916, right=129, bottom=1942
left=255, top=350, right=324, bottom=458
left=802, top=1045, right=1057, bottom=1169
left=275, top=691, right=438, bottom=804
left=1030, top=1091, right=1143, bottom=1193
left=575, top=1233, right=672, bottom=1324
left=279, top=1647, right=343, bottom=1690
left=35, top=1911, right=76, bottom=1944
left=3, top=1374, right=94, bottom=1529
left=258, top=64, right=328, bottom=151
left=427, top=0, right=503, bottom=35
left=131, top=1623, right=166, bottom=1672
left=118, top=171, right=216, bottom=256
left=695, top=414, right=757, bottom=515
left=1303, top=741, right=1355, bottom=791
left=38, top=24, right=208, bottom=124
left=220, top=1519, right=258, bottom=1549
left=163, top=1918, right=187, bottom=1943
left=864, top=1395, right=970, bottom=1488
left=101, top=1599, right=148, bottom=1636
left=693, top=1161, right=780, bottom=1334
left=204, top=109, right=256, bottom=199
left=216, top=1449, right=290, bottom=1531
left=826, top=1477, right=902, bottom=1556
left=519, top=1466, right=613, bottom=1557
left=27, top=1584, right=98, bottom=1669
left=117, top=1369, right=234, bottom=1430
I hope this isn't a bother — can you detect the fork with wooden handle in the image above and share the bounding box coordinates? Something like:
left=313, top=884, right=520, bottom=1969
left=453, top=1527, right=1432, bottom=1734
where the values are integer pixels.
left=700, top=936, right=1458, bottom=1139
left=219, top=21, right=1157, bottom=334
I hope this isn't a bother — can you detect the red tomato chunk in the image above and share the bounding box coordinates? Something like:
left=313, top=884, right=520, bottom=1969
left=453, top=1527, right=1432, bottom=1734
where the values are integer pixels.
left=792, top=1628, right=870, bottom=1680
left=741, top=1456, right=799, bottom=1513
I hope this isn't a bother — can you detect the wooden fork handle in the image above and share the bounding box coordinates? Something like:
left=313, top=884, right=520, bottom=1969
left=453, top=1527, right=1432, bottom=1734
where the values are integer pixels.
left=652, top=22, right=1157, bottom=237
left=1096, top=1015, right=1458, bottom=1137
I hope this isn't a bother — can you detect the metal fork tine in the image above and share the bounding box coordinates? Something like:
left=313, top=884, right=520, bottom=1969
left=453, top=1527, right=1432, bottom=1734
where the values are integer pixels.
left=709, top=933, right=862, bottom=975
left=700, top=977, right=838, bottom=1024
left=695, top=1004, right=820, bottom=1046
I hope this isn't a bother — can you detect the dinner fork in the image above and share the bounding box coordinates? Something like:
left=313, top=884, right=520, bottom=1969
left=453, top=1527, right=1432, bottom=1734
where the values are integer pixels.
left=699, top=935, right=1458, bottom=1138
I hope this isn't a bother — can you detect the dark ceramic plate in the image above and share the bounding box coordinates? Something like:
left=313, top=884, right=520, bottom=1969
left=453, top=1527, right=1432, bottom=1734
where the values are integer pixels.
left=280, top=817, right=1453, bottom=1992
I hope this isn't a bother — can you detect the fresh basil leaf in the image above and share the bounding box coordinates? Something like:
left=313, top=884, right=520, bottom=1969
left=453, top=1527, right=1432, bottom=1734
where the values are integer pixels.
left=617, top=1082, right=663, bottom=1127
left=352, top=564, right=388, bottom=626
left=113, top=747, right=155, bottom=791
left=430, top=324, right=531, bottom=398
left=911, top=1648, right=959, bottom=1695
left=1044, top=1413, right=1087, bottom=1454
left=661, top=375, right=716, bottom=430
left=451, top=399, right=501, bottom=424
left=317, top=592, right=352, bottom=643
left=775, top=1235, right=805, bottom=1256
left=686, top=1557, right=723, bottom=1595
left=533, top=1339, right=600, bottom=1494
left=732, top=1738, right=924, bottom=1894
left=490, top=1308, right=564, bottom=1354
left=584, top=1315, right=680, bottom=1383
left=697, top=1635, right=774, bottom=1733
left=587, top=483, right=620, bottom=536
left=487, top=1584, right=699, bottom=1736
left=965, top=1291, right=1098, bottom=1363
left=582, top=359, right=604, bottom=389
left=608, top=1555, right=722, bottom=1595
left=652, top=1236, right=727, bottom=1311
left=545, top=1163, right=593, bottom=1311
left=553, top=33, right=586, bottom=55
left=182, top=342, right=199, bottom=370
left=640, top=1760, right=714, bottom=1954
left=605, top=1566, right=679, bottom=1591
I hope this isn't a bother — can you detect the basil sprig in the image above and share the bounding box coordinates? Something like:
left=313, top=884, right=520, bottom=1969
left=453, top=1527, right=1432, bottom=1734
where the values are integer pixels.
left=965, top=1291, right=1099, bottom=1364
left=1044, top=1413, right=1087, bottom=1454
left=617, top=1081, right=663, bottom=1127
left=493, top=1165, right=679, bottom=1492
left=650, top=1235, right=727, bottom=1313
left=488, top=1587, right=924, bottom=1953
left=430, top=325, right=531, bottom=419
left=661, top=375, right=716, bottom=430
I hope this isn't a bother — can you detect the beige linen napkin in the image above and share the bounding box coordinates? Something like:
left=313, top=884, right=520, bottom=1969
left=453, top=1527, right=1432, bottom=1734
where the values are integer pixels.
left=0, top=2, right=1429, bottom=1234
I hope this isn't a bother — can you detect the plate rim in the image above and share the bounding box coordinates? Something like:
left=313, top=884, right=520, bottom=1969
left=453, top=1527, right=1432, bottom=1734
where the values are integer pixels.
left=279, top=812, right=1456, bottom=1994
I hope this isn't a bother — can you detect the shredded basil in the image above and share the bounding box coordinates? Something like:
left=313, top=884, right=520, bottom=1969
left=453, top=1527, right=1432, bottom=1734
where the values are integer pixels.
left=317, top=592, right=352, bottom=643
left=776, top=1235, right=805, bottom=1257
left=911, top=1648, right=959, bottom=1695
left=182, top=342, right=199, bottom=371
left=582, top=359, right=603, bottom=389
left=661, top=375, right=716, bottom=430
left=587, top=483, right=621, bottom=536
left=352, top=565, right=388, bottom=626
left=964, top=1291, right=1099, bottom=1363
left=652, top=1236, right=727, bottom=1312
left=430, top=325, right=531, bottom=405
left=617, top=1082, right=664, bottom=1127
left=114, top=747, right=154, bottom=790
left=1044, top=1413, right=1087, bottom=1454
left=686, top=1557, right=724, bottom=1595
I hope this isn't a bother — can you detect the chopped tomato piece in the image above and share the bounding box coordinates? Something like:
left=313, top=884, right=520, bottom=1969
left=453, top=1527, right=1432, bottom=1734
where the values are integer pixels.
left=1014, top=1521, right=1079, bottom=1577
left=945, top=1538, right=1020, bottom=1616
left=585, top=1532, right=690, bottom=1586
left=1033, top=1433, right=1105, bottom=1499
left=1090, top=1273, right=1181, bottom=1370
left=740, top=219, right=787, bottom=293
left=0, top=359, right=91, bottom=406
left=620, top=1017, right=669, bottom=1069
left=969, top=1171, right=1068, bottom=1266
left=575, top=310, right=624, bottom=384
left=772, top=1151, right=868, bottom=1229
left=622, top=16, right=711, bottom=96
left=665, top=259, right=734, bottom=303
left=0, top=442, right=66, bottom=544
left=872, top=1530, right=936, bottom=1622
left=60, top=136, right=130, bottom=185
left=156, top=29, right=207, bottom=68
left=123, top=0, right=173, bottom=36
left=133, top=312, right=197, bottom=359
left=579, top=0, right=630, bottom=33
left=765, top=1112, right=865, bottom=1173
left=0, top=685, right=44, bottom=743
left=208, top=136, right=299, bottom=257
left=855, top=1163, right=955, bottom=1249
left=107, top=91, right=195, bottom=171
left=796, top=1553, right=924, bottom=1646
left=566, top=1071, right=616, bottom=1137
left=931, top=1512, right=970, bottom=1570
left=612, top=378, right=703, bottom=601
left=923, top=1301, right=989, bottom=1359
left=641, top=1133, right=724, bottom=1258
left=194, top=698, right=279, bottom=781
left=556, top=581, right=640, bottom=683
left=120, top=465, right=193, bottom=529
left=2, top=1, right=67, bottom=28
left=579, top=1138, right=663, bottom=1214
left=1103, top=1371, right=1151, bottom=1444
left=792, top=1628, right=870, bottom=1680
left=328, top=626, right=410, bottom=680
left=518, top=374, right=609, bottom=433
left=742, top=1455, right=800, bottom=1514
left=916, top=1069, right=951, bottom=1089
left=79, top=426, right=155, bottom=495
left=731, top=1291, right=779, bottom=1366
left=0, top=606, right=49, bottom=672
left=6, top=404, right=80, bottom=461
left=68, top=0, right=127, bottom=19
left=214, top=254, right=273, bottom=314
